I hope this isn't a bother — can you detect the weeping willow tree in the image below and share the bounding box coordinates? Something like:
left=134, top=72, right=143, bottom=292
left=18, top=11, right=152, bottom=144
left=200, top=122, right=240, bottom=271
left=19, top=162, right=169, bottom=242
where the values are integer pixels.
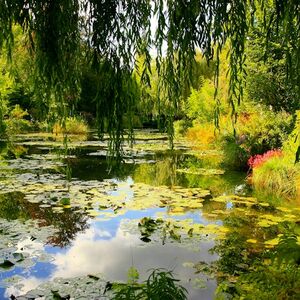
left=0, top=0, right=299, bottom=158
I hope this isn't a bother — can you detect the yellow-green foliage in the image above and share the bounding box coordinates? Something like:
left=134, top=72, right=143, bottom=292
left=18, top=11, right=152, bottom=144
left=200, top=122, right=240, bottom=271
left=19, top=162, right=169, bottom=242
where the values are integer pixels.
left=236, top=103, right=293, bottom=153
left=284, top=110, right=300, bottom=160
left=52, top=117, right=89, bottom=135
left=186, top=85, right=216, bottom=122
left=252, top=156, right=300, bottom=201
left=174, top=119, right=192, bottom=137
left=10, top=104, right=28, bottom=119
left=186, top=122, right=218, bottom=149
left=185, top=114, right=233, bottom=150
left=184, top=49, right=229, bottom=124
left=5, top=105, right=34, bottom=134
left=232, top=262, right=300, bottom=300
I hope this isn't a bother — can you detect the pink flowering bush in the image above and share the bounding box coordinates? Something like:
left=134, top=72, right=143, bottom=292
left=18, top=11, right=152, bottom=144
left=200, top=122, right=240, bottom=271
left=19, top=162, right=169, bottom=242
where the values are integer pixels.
left=248, top=149, right=283, bottom=169
left=249, top=150, right=300, bottom=202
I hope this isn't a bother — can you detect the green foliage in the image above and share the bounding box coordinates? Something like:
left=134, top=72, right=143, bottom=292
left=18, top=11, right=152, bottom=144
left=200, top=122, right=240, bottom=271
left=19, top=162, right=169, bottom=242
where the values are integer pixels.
left=185, top=85, right=215, bottom=123
left=112, top=269, right=187, bottom=300
left=4, top=105, right=35, bottom=134
left=0, top=143, right=27, bottom=160
left=182, top=49, right=229, bottom=125
left=252, top=156, right=300, bottom=201
left=236, top=103, right=293, bottom=154
left=173, top=119, right=192, bottom=138
left=212, top=232, right=249, bottom=277
left=221, top=135, right=249, bottom=171
left=275, top=235, right=300, bottom=265
left=59, top=197, right=71, bottom=206
left=245, top=2, right=300, bottom=114
left=0, top=26, right=37, bottom=120
left=213, top=216, right=300, bottom=300
left=127, top=267, right=140, bottom=285
left=0, top=51, right=12, bottom=135
left=135, top=58, right=166, bottom=124
left=133, top=158, right=177, bottom=187
left=246, top=53, right=298, bottom=113
left=216, top=260, right=300, bottom=300
left=284, top=110, right=300, bottom=163
left=233, top=262, right=300, bottom=300
left=221, top=103, right=293, bottom=170
left=0, top=192, right=30, bottom=221
left=9, top=103, right=28, bottom=119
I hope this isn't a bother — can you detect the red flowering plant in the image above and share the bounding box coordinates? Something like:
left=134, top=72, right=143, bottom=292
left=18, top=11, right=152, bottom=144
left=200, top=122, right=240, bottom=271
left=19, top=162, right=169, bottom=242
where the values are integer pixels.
left=248, top=149, right=283, bottom=169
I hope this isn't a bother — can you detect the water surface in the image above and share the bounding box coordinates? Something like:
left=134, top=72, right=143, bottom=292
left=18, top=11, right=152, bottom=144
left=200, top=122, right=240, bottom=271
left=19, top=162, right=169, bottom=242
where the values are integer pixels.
left=0, top=132, right=298, bottom=299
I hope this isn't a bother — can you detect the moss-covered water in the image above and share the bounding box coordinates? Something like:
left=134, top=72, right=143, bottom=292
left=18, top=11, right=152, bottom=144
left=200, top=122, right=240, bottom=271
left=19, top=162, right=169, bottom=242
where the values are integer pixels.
left=0, top=131, right=299, bottom=299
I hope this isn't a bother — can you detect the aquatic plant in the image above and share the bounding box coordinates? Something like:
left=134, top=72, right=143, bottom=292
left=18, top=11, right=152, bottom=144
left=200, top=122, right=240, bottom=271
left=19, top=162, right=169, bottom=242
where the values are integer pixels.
left=112, top=269, right=188, bottom=300
left=212, top=212, right=300, bottom=299
left=232, top=261, right=300, bottom=300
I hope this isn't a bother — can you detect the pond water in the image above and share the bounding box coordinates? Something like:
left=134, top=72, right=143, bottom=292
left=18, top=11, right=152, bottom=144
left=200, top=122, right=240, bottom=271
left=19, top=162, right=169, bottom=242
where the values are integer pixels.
left=0, top=131, right=299, bottom=299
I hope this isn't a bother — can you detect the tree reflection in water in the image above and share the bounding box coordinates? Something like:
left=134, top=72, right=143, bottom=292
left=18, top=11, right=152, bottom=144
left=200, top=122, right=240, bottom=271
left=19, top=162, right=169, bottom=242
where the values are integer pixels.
left=0, top=192, right=90, bottom=247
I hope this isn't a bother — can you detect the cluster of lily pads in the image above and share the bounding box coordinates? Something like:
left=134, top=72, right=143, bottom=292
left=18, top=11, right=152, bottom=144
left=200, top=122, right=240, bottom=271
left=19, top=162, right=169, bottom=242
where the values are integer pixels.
left=1, top=133, right=300, bottom=299
left=1, top=158, right=299, bottom=252
left=118, top=193, right=300, bottom=252
left=201, top=195, right=300, bottom=249
left=11, top=274, right=109, bottom=300
left=0, top=218, right=56, bottom=275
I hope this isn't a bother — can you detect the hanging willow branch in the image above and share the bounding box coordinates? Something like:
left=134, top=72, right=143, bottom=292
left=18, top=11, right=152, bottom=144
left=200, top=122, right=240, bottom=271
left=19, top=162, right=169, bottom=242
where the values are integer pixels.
left=0, top=0, right=300, bottom=157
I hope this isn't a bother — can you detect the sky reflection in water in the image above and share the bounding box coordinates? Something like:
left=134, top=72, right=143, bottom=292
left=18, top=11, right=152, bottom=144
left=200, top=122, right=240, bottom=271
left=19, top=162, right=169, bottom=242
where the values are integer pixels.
left=0, top=140, right=229, bottom=300
left=1, top=177, right=218, bottom=300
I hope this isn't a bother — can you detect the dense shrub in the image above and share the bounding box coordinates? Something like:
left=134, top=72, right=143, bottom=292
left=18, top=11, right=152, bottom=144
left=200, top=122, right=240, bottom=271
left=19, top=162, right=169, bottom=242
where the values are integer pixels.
left=221, top=135, right=249, bottom=171
left=220, top=104, right=293, bottom=170
left=185, top=85, right=216, bottom=123
left=4, top=105, right=35, bottom=134
left=248, top=149, right=283, bottom=169
left=174, top=119, right=192, bottom=137
left=52, top=117, right=89, bottom=135
left=251, top=155, right=300, bottom=201
left=235, top=103, right=293, bottom=155
left=233, top=262, right=300, bottom=300
left=186, top=122, right=218, bottom=149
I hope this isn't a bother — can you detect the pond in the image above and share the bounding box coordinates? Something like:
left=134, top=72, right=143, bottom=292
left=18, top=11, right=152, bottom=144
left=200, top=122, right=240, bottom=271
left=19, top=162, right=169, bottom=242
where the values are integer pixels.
left=0, top=131, right=299, bottom=299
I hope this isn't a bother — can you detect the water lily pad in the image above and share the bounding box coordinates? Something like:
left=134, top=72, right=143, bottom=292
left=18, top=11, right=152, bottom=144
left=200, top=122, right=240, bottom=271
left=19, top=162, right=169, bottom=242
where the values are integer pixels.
left=257, top=220, right=277, bottom=228
left=246, top=239, right=257, bottom=244
left=16, top=273, right=108, bottom=299
left=176, top=168, right=225, bottom=176
left=276, top=206, right=292, bottom=213
left=264, top=237, right=280, bottom=247
left=0, top=259, right=15, bottom=269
